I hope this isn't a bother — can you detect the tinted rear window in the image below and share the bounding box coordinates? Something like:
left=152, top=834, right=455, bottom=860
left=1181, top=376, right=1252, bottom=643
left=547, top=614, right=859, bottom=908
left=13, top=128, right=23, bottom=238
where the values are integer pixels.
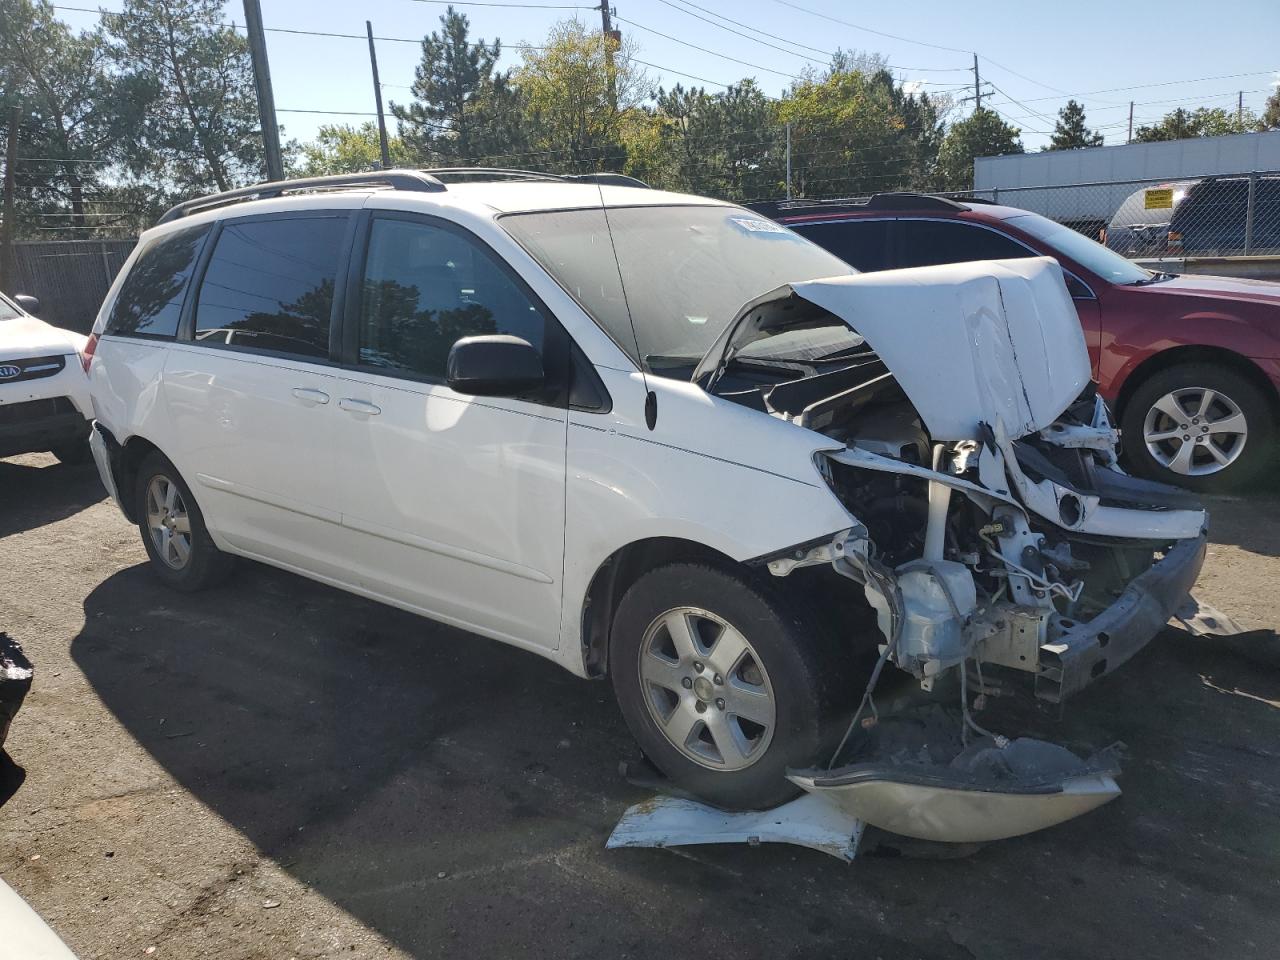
left=791, top=219, right=892, bottom=271
left=106, top=224, right=210, bottom=338
left=192, top=216, right=347, bottom=360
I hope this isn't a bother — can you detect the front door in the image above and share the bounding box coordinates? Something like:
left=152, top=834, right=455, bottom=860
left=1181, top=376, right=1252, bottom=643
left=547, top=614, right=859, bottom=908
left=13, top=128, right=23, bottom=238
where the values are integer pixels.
left=332, top=212, right=570, bottom=651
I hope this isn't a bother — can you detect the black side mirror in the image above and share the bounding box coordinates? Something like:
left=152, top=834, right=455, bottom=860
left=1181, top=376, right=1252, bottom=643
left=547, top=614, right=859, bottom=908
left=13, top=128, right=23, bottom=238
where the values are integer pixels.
left=447, top=334, right=545, bottom=397
left=13, top=294, right=40, bottom=314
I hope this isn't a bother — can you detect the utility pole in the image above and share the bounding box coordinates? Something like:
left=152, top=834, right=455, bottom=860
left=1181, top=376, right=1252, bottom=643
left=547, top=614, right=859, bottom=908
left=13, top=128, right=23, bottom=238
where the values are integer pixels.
left=972, top=53, right=982, bottom=111
left=1127, top=101, right=1134, bottom=143
left=367, top=21, right=392, bottom=169
left=243, top=0, right=284, bottom=182
left=1, top=107, right=18, bottom=290
left=1238, top=90, right=1244, bottom=127
left=598, top=3, right=618, bottom=111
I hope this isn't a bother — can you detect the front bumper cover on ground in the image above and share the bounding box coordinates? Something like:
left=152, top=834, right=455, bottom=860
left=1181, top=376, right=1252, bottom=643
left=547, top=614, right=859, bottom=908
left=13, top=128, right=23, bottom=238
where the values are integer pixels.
left=1037, top=532, right=1208, bottom=703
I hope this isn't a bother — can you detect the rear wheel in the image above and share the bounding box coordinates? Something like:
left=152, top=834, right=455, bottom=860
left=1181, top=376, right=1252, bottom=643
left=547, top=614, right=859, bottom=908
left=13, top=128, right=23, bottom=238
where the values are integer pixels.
left=1121, top=362, right=1275, bottom=493
left=134, top=452, right=234, bottom=591
left=610, top=562, right=854, bottom=810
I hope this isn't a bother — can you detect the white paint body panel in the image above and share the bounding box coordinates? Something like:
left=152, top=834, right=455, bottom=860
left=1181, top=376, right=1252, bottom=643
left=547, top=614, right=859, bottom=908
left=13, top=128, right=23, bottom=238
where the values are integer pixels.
left=0, top=310, right=92, bottom=421
left=785, top=257, right=1092, bottom=441
left=0, top=877, right=79, bottom=960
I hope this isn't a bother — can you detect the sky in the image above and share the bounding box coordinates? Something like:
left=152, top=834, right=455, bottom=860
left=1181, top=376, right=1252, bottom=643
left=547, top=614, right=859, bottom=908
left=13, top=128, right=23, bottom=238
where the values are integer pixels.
left=54, top=0, right=1280, bottom=153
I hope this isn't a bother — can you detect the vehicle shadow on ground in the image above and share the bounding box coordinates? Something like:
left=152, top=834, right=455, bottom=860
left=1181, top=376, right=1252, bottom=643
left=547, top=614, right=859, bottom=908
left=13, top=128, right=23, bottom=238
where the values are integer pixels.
left=70, top=562, right=1280, bottom=959
left=1203, top=489, right=1280, bottom=559
left=0, top=457, right=104, bottom=540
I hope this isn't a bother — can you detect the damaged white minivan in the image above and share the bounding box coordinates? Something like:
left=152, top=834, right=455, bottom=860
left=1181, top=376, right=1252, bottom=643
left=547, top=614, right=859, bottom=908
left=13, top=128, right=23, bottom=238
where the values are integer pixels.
left=86, top=171, right=1207, bottom=841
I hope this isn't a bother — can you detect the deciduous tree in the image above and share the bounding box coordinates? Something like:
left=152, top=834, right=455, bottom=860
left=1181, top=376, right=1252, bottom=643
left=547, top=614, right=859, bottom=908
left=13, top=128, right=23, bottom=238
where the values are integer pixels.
left=936, top=107, right=1023, bottom=190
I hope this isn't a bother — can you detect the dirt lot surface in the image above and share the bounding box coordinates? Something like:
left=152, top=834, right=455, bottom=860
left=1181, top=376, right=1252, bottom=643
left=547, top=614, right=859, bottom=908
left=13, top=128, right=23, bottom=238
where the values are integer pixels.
left=2, top=451, right=1280, bottom=959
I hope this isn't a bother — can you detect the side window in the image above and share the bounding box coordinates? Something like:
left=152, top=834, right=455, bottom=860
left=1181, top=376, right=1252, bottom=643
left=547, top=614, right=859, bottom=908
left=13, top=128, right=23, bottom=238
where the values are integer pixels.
left=897, top=220, right=1033, bottom=269
left=192, top=215, right=347, bottom=360
left=357, top=216, right=546, bottom=382
left=792, top=220, right=890, bottom=271
left=106, top=223, right=210, bottom=338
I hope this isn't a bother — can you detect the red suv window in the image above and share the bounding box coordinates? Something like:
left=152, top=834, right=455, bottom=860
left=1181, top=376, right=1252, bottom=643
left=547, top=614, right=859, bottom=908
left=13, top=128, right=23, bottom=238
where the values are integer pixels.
left=896, top=219, right=1032, bottom=268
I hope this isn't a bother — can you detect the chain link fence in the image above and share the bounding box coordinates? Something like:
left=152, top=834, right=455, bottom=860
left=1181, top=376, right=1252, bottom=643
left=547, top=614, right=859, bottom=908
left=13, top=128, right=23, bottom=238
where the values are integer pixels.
left=954, top=170, right=1280, bottom=260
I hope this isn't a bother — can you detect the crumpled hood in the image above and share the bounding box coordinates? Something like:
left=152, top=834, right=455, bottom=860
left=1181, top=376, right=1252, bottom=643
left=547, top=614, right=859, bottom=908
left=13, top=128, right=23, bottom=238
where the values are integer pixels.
left=0, top=315, right=86, bottom=362
left=698, top=256, right=1091, bottom=441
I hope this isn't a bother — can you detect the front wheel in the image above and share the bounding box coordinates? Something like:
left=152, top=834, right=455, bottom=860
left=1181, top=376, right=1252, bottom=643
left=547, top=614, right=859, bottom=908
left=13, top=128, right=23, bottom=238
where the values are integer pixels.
left=610, top=562, right=853, bottom=810
left=1120, top=362, right=1275, bottom=493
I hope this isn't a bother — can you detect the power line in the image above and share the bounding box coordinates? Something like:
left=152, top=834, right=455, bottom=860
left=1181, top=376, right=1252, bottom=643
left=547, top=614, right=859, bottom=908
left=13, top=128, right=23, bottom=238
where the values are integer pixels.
left=612, top=15, right=804, bottom=81
left=650, top=0, right=824, bottom=65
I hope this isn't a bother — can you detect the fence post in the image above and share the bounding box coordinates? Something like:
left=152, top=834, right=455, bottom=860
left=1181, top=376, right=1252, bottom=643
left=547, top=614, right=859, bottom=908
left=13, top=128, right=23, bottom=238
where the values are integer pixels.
left=785, top=123, right=792, bottom=200
left=992, top=187, right=999, bottom=205
left=1244, top=172, right=1257, bottom=255
left=99, top=240, right=113, bottom=288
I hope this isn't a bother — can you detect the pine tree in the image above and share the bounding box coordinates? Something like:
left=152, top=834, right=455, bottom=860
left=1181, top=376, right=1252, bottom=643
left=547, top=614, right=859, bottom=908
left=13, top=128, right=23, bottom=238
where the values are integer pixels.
left=1047, top=100, right=1104, bottom=150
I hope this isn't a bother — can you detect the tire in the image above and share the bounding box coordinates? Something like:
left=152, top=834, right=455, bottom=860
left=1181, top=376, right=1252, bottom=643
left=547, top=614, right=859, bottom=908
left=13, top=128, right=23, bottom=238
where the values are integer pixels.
left=51, top=439, right=91, bottom=465
left=134, top=452, right=234, bottom=592
left=1120, top=362, right=1276, bottom=493
left=609, top=561, right=855, bottom=810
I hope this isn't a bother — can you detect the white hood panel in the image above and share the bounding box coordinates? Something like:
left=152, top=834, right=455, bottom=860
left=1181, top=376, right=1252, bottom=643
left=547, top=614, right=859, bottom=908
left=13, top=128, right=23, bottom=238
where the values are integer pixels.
left=0, top=315, right=86, bottom=362
left=764, top=257, right=1091, bottom=441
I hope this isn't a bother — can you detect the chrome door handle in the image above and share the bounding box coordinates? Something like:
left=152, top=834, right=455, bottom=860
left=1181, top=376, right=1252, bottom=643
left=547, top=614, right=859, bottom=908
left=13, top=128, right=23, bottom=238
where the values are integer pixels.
left=338, top=398, right=382, bottom=416
left=291, top=387, right=329, bottom=405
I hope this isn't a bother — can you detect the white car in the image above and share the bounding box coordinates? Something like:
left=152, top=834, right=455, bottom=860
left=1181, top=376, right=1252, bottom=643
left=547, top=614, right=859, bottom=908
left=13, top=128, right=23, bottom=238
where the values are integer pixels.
left=86, top=170, right=1207, bottom=828
left=0, top=290, right=93, bottom=464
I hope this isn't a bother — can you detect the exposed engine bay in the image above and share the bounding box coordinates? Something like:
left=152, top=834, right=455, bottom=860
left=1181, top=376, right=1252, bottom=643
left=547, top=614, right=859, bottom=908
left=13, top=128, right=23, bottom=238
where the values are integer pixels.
left=689, top=258, right=1209, bottom=842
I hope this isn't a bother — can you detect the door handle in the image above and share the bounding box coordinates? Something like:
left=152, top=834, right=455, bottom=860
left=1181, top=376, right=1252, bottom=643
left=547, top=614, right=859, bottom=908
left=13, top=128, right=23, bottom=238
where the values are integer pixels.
left=291, top=387, right=330, bottom=405
left=338, top=398, right=382, bottom=416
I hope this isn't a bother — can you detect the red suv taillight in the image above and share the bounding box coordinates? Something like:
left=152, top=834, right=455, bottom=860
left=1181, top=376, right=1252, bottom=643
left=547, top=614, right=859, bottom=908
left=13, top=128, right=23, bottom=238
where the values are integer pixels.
left=81, top=332, right=98, bottom=373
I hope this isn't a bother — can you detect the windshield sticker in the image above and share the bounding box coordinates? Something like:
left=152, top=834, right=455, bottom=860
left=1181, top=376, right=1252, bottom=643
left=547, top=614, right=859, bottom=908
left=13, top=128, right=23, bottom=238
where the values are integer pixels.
left=729, top=217, right=788, bottom=234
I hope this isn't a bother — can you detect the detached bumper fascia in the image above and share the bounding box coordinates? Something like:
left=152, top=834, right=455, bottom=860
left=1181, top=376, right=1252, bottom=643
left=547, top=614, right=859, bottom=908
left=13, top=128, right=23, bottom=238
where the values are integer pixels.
left=1036, top=532, right=1208, bottom=703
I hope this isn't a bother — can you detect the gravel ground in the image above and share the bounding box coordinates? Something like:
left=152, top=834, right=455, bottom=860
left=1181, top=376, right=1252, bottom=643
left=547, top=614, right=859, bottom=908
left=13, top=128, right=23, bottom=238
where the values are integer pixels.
left=2, top=451, right=1279, bottom=959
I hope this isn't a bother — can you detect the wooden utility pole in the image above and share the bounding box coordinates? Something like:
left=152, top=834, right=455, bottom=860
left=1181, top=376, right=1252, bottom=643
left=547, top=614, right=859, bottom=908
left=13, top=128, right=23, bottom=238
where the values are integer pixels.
left=972, top=54, right=982, bottom=111
left=1238, top=90, right=1244, bottom=127
left=243, top=0, right=284, bottom=182
left=598, top=3, right=618, bottom=111
left=1127, top=101, right=1134, bottom=143
left=367, top=21, right=392, bottom=169
left=1, top=108, right=18, bottom=290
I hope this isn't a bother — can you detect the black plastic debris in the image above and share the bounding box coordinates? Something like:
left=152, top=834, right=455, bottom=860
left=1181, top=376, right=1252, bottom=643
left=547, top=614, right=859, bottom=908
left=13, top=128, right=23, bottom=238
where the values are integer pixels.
left=1, top=633, right=34, bottom=749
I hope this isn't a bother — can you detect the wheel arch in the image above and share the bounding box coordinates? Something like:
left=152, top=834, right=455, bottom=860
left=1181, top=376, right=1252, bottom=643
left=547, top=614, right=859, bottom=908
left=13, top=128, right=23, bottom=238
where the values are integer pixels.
left=1113, top=344, right=1280, bottom=423
left=578, top=537, right=739, bottom=679
left=113, top=433, right=166, bottom=524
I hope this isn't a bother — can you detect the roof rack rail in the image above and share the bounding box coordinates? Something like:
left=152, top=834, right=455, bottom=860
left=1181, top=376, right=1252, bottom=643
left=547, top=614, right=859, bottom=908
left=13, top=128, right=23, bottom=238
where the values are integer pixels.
left=422, top=167, right=567, bottom=183
left=157, top=169, right=446, bottom=224
left=863, top=192, right=970, bottom=212
left=746, top=192, right=972, bottom=218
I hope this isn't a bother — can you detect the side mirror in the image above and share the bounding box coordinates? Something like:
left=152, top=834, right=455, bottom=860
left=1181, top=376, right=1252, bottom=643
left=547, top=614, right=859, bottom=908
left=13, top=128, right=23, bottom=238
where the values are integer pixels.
left=13, top=294, right=40, bottom=314
left=446, top=334, right=544, bottom=397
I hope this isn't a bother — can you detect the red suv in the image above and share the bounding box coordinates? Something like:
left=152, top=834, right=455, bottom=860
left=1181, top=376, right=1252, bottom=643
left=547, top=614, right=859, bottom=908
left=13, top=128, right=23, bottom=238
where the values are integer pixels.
left=754, top=193, right=1280, bottom=491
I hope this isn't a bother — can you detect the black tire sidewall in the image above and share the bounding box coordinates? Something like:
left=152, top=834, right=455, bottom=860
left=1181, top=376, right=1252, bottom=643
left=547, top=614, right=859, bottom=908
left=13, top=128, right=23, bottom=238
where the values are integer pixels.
left=1121, top=363, right=1275, bottom=493
left=610, top=561, right=841, bottom=811
left=134, top=452, right=230, bottom=592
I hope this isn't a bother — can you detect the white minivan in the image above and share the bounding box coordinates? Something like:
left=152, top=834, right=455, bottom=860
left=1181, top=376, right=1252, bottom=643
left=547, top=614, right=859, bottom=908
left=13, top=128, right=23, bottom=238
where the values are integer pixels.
left=86, top=170, right=1207, bottom=828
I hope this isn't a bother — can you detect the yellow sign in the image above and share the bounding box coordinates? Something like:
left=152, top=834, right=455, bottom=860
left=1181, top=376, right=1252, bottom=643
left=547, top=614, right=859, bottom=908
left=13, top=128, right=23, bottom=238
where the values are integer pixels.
left=1144, top=188, right=1174, bottom=210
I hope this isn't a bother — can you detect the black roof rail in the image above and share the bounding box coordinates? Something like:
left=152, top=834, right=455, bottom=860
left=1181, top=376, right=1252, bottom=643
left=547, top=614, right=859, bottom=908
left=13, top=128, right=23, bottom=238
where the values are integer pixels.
left=157, top=169, right=446, bottom=224
left=747, top=191, right=972, bottom=219
left=565, top=172, right=651, bottom=188
left=863, top=192, right=970, bottom=211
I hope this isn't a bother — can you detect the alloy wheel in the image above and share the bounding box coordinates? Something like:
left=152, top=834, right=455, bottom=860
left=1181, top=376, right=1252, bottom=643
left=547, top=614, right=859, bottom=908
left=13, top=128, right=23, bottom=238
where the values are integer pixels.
left=1142, top=386, right=1248, bottom=477
left=146, top=475, right=193, bottom=570
left=637, top=606, right=776, bottom=771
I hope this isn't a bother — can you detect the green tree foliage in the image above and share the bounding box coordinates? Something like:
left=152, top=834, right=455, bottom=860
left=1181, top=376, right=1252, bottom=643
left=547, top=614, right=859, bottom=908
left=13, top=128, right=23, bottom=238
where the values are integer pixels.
left=1262, top=88, right=1280, bottom=131
left=936, top=107, right=1024, bottom=190
left=390, top=5, right=524, bottom=165
left=1047, top=99, right=1103, bottom=150
left=515, top=19, right=651, bottom=173
left=297, top=123, right=412, bottom=176
left=1134, top=106, right=1258, bottom=142
left=0, top=0, right=118, bottom=233
left=106, top=0, right=264, bottom=193
left=777, top=55, right=945, bottom=198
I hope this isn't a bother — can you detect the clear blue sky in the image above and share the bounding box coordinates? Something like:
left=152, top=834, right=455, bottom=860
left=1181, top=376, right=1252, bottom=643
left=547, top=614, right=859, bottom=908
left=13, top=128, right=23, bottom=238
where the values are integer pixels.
left=57, top=0, right=1280, bottom=151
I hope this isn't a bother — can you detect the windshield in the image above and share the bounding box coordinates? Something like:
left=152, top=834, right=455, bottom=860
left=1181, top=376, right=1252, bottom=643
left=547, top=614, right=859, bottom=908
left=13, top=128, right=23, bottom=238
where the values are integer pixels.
left=1007, top=213, right=1151, bottom=285
left=501, top=205, right=853, bottom=373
